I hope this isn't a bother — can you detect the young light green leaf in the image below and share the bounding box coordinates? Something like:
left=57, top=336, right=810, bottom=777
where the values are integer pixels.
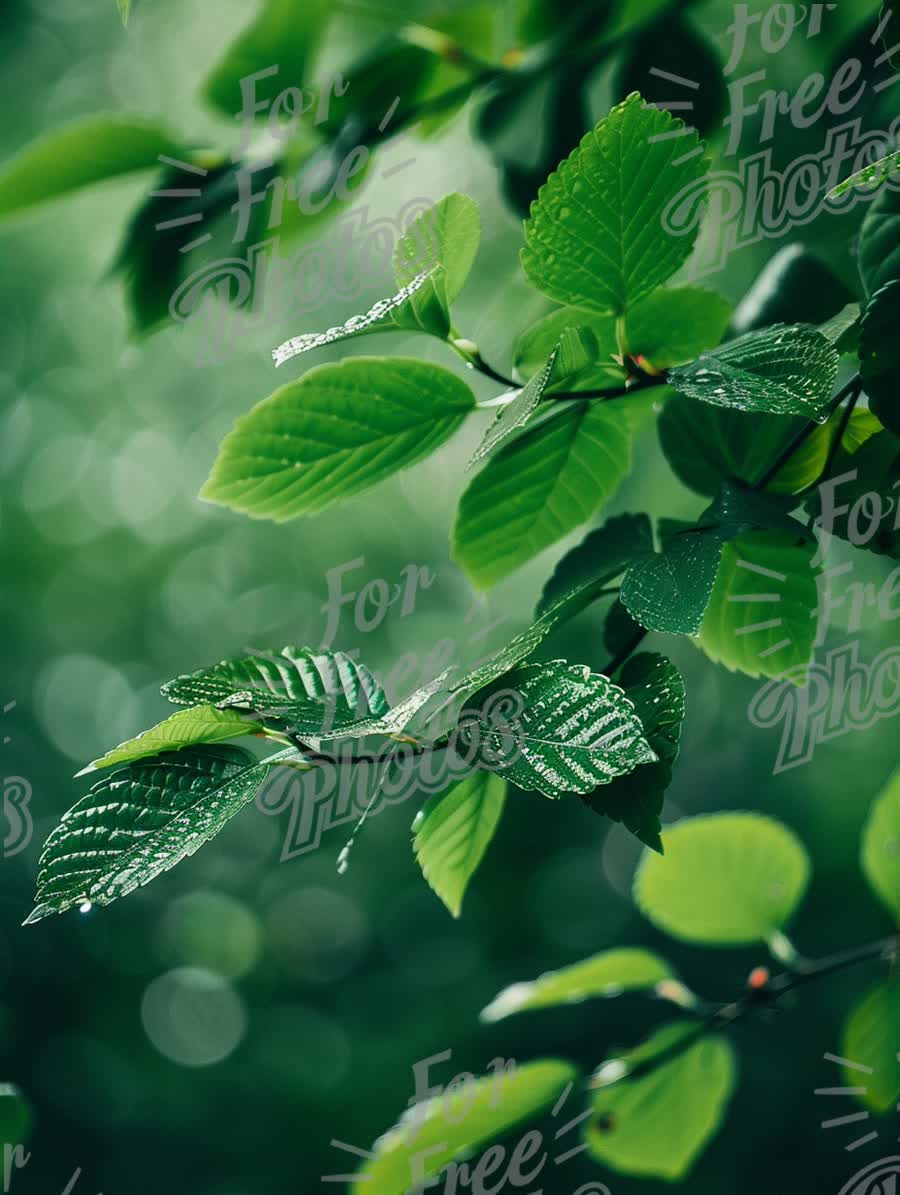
left=667, top=325, right=840, bottom=420
left=77, top=705, right=265, bottom=775
left=860, top=281, right=900, bottom=435
left=350, top=1060, right=578, bottom=1195
left=161, top=646, right=388, bottom=737
left=481, top=947, right=673, bottom=1022
left=116, top=0, right=130, bottom=25
left=840, top=981, right=900, bottom=1113
left=412, top=771, right=506, bottom=917
left=827, top=149, right=900, bottom=199
left=634, top=812, right=810, bottom=944
left=0, top=116, right=181, bottom=219
left=621, top=527, right=728, bottom=635
left=393, top=193, right=480, bottom=336
left=458, top=661, right=655, bottom=798
left=26, top=745, right=288, bottom=923
left=469, top=351, right=557, bottom=466
left=203, top=0, right=331, bottom=118
left=859, top=184, right=900, bottom=297
left=537, top=512, right=652, bottom=616
left=522, top=92, right=708, bottom=315
left=582, top=653, right=685, bottom=853
left=201, top=357, right=475, bottom=521
left=697, top=531, right=820, bottom=680
left=453, top=402, right=632, bottom=588
left=861, top=768, right=900, bottom=920
left=588, top=1023, right=736, bottom=1181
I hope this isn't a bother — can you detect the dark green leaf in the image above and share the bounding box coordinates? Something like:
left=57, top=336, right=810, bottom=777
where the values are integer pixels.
left=458, top=661, right=655, bottom=798
left=619, top=17, right=726, bottom=136
left=582, top=653, right=685, bottom=852
left=859, top=184, right=900, bottom=297
left=201, top=357, right=475, bottom=521
left=667, top=325, right=840, bottom=420
left=161, top=646, right=388, bottom=737
left=731, top=246, right=856, bottom=333
left=860, top=281, right=900, bottom=434
left=537, top=512, right=652, bottom=616
left=806, top=430, right=900, bottom=559
left=621, top=527, right=728, bottom=635
left=26, top=745, right=286, bottom=922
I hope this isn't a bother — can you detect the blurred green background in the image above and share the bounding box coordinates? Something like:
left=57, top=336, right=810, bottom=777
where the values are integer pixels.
left=1, top=0, right=898, bottom=1191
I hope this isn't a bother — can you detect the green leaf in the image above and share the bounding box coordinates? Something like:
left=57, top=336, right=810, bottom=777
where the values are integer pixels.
left=827, top=149, right=900, bottom=198
left=624, top=286, right=732, bottom=369
left=0, top=116, right=180, bottom=219
left=469, top=351, right=557, bottom=467
left=412, top=771, right=506, bottom=917
left=201, top=357, right=475, bottom=521
left=203, top=0, right=330, bottom=118
left=26, top=745, right=285, bottom=922
left=634, top=811, right=810, bottom=944
left=861, top=768, right=900, bottom=920
left=453, top=402, right=632, bottom=588
left=318, top=41, right=437, bottom=140
left=458, top=661, right=655, bottom=798
left=514, top=307, right=625, bottom=393
left=582, top=653, right=686, bottom=853
left=806, top=431, right=900, bottom=560
left=667, top=325, right=840, bottom=420
left=840, top=980, right=900, bottom=1113
left=392, top=193, right=480, bottom=336
left=698, top=531, right=820, bottom=680
left=521, top=92, right=708, bottom=315
left=859, top=184, right=900, bottom=297
left=78, top=705, right=265, bottom=775
left=481, top=947, right=674, bottom=1022
left=116, top=0, right=130, bottom=25
left=161, top=646, right=388, bottom=737
left=860, top=281, right=900, bottom=435
left=819, top=302, right=861, bottom=355
left=537, top=512, right=652, bottom=616
left=732, top=246, right=856, bottom=333
left=603, top=598, right=646, bottom=658
left=621, top=527, right=728, bottom=635
left=587, top=1022, right=736, bottom=1181
left=270, top=269, right=440, bottom=366
left=350, top=1060, right=578, bottom=1195
left=0, top=1084, right=29, bottom=1149
left=658, top=393, right=856, bottom=498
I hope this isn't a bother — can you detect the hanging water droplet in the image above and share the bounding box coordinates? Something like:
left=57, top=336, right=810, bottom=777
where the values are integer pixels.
left=79, top=900, right=93, bottom=914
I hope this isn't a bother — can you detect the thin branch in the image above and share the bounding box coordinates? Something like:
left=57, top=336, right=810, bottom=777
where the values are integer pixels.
left=595, top=932, right=899, bottom=1089
left=601, top=625, right=648, bottom=677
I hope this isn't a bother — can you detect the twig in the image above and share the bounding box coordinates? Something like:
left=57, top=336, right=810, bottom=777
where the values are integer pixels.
left=752, top=374, right=862, bottom=492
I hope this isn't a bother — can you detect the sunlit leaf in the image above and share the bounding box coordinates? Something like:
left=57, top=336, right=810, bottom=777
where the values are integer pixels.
left=840, top=980, right=900, bottom=1113
left=861, top=768, right=900, bottom=920
left=481, top=947, right=673, bottom=1021
left=634, top=812, right=810, bottom=944
left=78, top=705, right=265, bottom=775
left=413, top=771, right=506, bottom=917
left=201, top=357, right=475, bottom=521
